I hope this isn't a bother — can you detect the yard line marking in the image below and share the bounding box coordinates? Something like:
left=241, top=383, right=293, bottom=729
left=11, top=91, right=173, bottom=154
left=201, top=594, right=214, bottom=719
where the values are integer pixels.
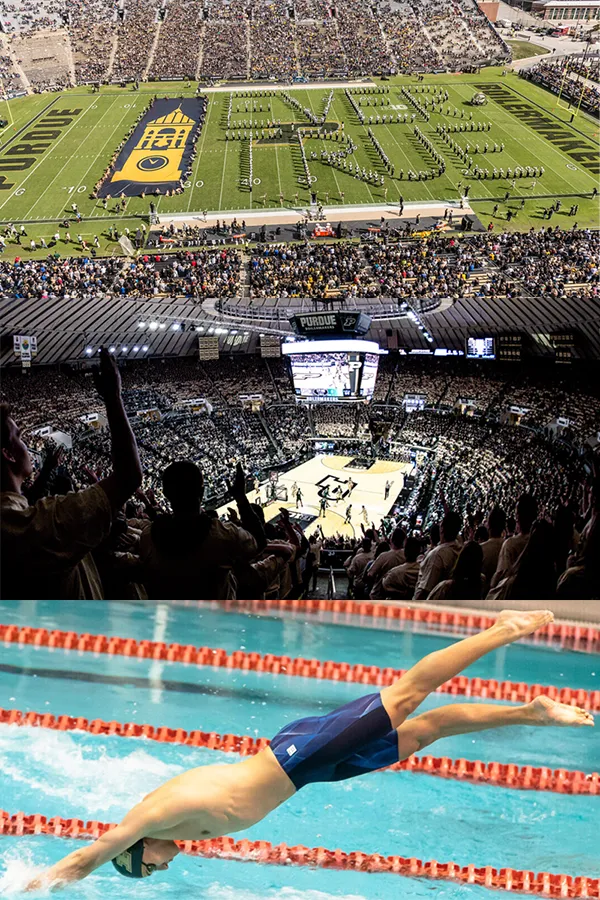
left=306, top=91, right=351, bottom=204
left=274, top=145, right=282, bottom=202
left=186, top=94, right=216, bottom=213
left=0, top=99, right=100, bottom=216
left=218, top=135, right=229, bottom=211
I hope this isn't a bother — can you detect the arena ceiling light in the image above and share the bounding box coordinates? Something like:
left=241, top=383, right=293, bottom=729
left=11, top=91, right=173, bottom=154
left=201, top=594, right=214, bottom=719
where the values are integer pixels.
left=122, top=346, right=128, bottom=353
left=85, top=347, right=93, bottom=355
left=149, top=322, right=159, bottom=331
left=172, top=323, right=180, bottom=331
left=159, top=323, right=166, bottom=330
left=133, top=346, right=139, bottom=352
left=138, top=322, right=146, bottom=329
left=142, top=345, right=149, bottom=352
left=109, top=346, right=116, bottom=353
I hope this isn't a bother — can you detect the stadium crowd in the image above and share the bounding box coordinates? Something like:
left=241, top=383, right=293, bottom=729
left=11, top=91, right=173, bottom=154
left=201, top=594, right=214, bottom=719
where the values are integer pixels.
left=0, top=0, right=509, bottom=88
left=521, top=58, right=600, bottom=117
left=2, top=226, right=598, bottom=305
left=149, top=0, right=201, bottom=80
left=1, top=351, right=598, bottom=601
left=201, top=0, right=248, bottom=81
left=69, top=0, right=114, bottom=83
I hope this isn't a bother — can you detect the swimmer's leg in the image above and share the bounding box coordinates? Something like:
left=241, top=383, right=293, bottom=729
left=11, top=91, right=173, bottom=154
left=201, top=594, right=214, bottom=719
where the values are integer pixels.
left=394, top=697, right=594, bottom=760
left=380, top=609, right=554, bottom=730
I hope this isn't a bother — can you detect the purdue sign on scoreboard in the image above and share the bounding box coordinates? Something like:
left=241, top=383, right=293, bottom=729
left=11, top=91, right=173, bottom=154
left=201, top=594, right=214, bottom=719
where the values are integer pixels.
left=290, top=311, right=372, bottom=338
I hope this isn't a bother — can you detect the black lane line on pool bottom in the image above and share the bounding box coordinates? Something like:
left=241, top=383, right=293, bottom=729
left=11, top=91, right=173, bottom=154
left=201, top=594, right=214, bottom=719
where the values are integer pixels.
left=0, top=662, right=335, bottom=712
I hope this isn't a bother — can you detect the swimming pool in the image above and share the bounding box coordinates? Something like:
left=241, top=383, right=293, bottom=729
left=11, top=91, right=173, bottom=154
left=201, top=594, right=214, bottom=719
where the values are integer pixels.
left=1, top=600, right=598, bottom=899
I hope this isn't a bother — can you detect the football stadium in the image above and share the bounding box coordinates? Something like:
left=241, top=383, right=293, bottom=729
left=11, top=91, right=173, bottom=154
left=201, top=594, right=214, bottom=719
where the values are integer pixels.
left=1, top=8, right=600, bottom=893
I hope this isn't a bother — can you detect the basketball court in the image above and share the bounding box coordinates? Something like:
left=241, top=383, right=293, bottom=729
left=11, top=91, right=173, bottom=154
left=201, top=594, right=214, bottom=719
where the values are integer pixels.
left=216, top=455, right=413, bottom=538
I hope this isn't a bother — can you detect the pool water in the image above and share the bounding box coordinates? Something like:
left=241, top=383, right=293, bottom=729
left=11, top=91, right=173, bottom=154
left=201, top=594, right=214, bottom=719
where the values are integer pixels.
left=0, top=600, right=598, bottom=899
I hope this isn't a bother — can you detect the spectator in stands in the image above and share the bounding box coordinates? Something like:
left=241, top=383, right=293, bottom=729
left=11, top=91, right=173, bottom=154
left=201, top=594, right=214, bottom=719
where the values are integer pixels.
left=557, top=511, right=599, bottom=600
left=413, top=510, right=462, bottom=601
left=490, top=494, right=537, bottom=589
left=309, top=527, right=323, bottom=593
left=553, top=504, right=578, bottom=578
left=344, top=537, right=375, bottom=595
left=0, top=348, right=142, bottom=599
left=427, top=540, right=484, bottom=602
left=480, top=505, right=506, bottom=595
left=487, top=519, right=556, bottom=601
left=382, top=536, right=421, bottom=599
left=119, top=460, right=260, bottom=599
left=367, top=526, right=406, bottom=600
left=303, top=535, right=320, bottom=595
left=235, top=504, right=295, bottom=601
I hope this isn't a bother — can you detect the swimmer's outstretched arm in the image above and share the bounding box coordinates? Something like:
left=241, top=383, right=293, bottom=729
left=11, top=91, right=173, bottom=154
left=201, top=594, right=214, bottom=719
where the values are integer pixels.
left=24, top=801, right=181, bottom=892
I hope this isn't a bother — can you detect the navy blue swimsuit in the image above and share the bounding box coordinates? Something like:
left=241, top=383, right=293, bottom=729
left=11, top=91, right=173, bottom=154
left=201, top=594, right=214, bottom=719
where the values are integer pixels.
left=270, top=692, right=399, bottom=790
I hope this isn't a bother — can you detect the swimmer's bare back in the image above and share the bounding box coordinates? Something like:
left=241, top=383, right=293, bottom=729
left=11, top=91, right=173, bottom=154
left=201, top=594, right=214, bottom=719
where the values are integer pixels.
left=141, top=749, right=296, bottom=840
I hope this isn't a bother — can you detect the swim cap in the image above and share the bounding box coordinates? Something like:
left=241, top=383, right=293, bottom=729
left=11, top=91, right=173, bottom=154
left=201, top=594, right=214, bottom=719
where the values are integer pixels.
left=111, top=839, right=150, bottom=878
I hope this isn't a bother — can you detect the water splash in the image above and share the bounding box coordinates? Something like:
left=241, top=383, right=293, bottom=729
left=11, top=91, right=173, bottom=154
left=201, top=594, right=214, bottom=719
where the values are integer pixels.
left=0, top=726, right=184, bottom=814
left=0, top=844, right=48, bottom=898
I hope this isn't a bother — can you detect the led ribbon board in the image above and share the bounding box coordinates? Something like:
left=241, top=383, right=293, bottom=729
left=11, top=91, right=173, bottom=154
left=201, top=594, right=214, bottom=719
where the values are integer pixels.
left=97, top=98, right=206, bottom=198
left=290, top=312, right=372, bottom=337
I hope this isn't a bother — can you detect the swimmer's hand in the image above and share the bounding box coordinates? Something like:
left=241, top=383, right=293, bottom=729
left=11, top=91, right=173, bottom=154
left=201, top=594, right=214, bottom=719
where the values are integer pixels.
left=23, top=802, right=179, bottom=891
left=23, top=849, right=95, bottom=892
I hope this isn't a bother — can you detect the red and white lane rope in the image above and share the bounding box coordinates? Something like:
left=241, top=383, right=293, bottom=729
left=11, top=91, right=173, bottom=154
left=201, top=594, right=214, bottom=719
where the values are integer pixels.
left=1, top=624, right=598, bottom=711
left=1, top=706, right=597, bottom=795
left=206, top=599, right=600, bottom=653
left=1, top=811, right=598, bottom=897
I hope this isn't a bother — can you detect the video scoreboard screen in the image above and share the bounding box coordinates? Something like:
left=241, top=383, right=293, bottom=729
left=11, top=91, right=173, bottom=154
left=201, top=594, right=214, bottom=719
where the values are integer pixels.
left=282, top=339, right=384, bottom=402
left=466, top=336, right=495, bottom=360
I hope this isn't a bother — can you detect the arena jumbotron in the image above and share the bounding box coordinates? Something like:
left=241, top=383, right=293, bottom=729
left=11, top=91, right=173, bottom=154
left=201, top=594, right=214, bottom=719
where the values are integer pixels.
left=0, top=0, right=599, bottom=606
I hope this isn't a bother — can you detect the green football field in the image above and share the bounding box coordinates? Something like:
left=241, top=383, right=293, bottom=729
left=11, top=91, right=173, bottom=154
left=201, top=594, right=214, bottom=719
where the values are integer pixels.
left=0, top=69, right=598, bottom=258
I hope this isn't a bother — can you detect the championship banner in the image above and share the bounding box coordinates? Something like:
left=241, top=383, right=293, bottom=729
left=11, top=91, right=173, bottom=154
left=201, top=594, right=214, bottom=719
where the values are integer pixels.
left=97, top=98, right=206, bottom=198
left=20, top=336, right=31, bottom=367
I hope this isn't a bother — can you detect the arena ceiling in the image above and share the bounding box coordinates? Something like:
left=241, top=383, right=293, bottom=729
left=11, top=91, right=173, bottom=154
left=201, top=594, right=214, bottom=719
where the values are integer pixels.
left=1, top=288, right=599, bottom=367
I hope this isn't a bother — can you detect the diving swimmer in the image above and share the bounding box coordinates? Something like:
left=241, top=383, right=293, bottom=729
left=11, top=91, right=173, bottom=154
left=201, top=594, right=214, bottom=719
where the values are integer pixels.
left=26, top=610, right=594, bottom=889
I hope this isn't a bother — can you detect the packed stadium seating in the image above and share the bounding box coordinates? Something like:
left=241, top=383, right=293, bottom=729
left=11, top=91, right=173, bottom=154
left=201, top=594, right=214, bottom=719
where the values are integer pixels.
left=2, top=228, right=598, bottom=305
left=0, top=0, right=509, bottom=91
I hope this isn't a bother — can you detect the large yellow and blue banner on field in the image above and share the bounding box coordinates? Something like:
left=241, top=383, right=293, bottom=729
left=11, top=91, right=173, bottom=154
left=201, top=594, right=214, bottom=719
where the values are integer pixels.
left=98, top=98, right=205, bottom=198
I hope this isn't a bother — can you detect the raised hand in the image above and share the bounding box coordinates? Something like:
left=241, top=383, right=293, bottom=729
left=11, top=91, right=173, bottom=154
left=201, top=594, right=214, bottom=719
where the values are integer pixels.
left=92, top=347, right=122, bottom=403
left=228, top=461, right=247, bottom=501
